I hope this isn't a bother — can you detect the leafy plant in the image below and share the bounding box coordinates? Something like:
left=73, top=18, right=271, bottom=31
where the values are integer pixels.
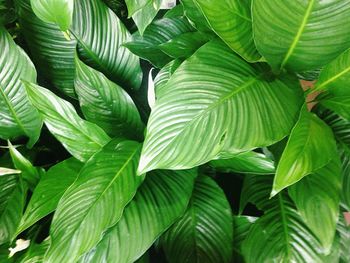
left=0, top=0, right=350, bottom=262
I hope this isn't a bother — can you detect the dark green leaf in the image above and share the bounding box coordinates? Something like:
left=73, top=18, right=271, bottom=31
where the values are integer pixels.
left=19, top=239, right=50, bottom=263
left=180, top=0, right=211, bottom=32
left=233, top=216, right=257, bottom=261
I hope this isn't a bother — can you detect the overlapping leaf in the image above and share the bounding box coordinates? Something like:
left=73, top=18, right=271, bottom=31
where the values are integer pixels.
left=138, top=39, right=304, bottom=174
left=180, top=0, right=210, bottom=32
left=24, top=82, right=111, bottom=162
left=233, top=216, right=257, bottom=262
left=45, top=139, right=143, bottom=263
left=253, top=0, right=350, bottom=72
left=79, top=169, right=197, bottom=263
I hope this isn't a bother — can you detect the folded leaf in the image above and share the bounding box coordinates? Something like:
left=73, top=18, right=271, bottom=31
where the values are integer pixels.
left=24, top=82, right=111, bottom=162
left=161, top=175, right=233, bottom=263
left=138, top=39, right=304, bottom=174
left=272, top=108, right=337, bottom=195
left=79, top=169, right=197, bottom=263
left=0, top=27, right=42, bottom=147
left=45, top=139, right=143, bottom=263
left=252, top=0, right=350, bottom=72
left=15, top=158, right=82, bottom=236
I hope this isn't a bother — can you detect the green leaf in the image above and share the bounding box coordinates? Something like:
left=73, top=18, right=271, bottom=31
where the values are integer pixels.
left=338, top=214, right=350, bottom=263
left=341, top=147, right=350, bottom=212
left=233, top=216, right=257, bottom=261
left=72, top=0, right=142, bottom=91
left=0, top=174, right=27, bottom=245
left=24, top=82, right=111, bottom=162
left=138, top=40, right=304, bottom=174
left=272, top=108, right=337, bottom=196
left=125, top=0, right=150, bottom=16
left=19, top=238, right=50, bottom=263
left=30, top=0, right=73, bottom=31
left=0, top=27, right=42, bottom=147
left=15, top=158, right=82, bottom=237
left=0, top=168, right=20, bottom=176
left=154, top=59, right=182, bottom=98
left=124, top=17, right=195, bottom=68
left=8, top=142, right=41, bottom=189
left=74, top=58, right=144, bottom=139
left=79, top=169, right=197, bottom=263
left=252, top=0, right=350, bottom=72
left=320, top=96, right=350, bottom=121
left=15, top=0, right=77, bottom=98
left=210, top=151, right=275, bottom=175
left=180, top=0, right=211, bottom=32
left=45, top=139, right=143, bottom=263
left=161, top=175, right=233, bottom=263
left=0, top=0, right=16, bottom=25
left=289, top=159, right=342, bottom=253
left=194, top=0, right=260, bottom=62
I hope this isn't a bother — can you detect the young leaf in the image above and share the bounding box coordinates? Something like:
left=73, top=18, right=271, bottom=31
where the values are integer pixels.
left=0, top=27, right=42, bottom=147
left=15, top=158, right=83, bottom=236
left=289, top=160, right=342, bottom=253
left=72, top=0, right=142, bottom=91
left=74, top=58, right=144, bottom=139
left=24, top=82, right=111, bottom=162
left=79, top=169, right=197, bottom=263
left=45, top=139, right=143, bottom=263
left=272, top=108, right=337, bottom=196
left=138, top=39, right=304, bottom=174
left=30, top=0, right=74, bottom=31
left=194, top=0, right=260, bottom=62
left=252, top=0, right=350, bottom=72
left=161, top=175, right=233, bottom=263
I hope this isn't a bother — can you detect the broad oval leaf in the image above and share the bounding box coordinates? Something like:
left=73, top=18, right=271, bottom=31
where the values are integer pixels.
left=72, top=0, right=142, bottom=91
left=74, top=58, right=144, bottom=139
left=24, top=82, right=111, bottom=162
left=194, top=0, right=260, bottom=62
left=161, top=175, right=233, bottom=263
left=210, top=151, right=275, bottom=175
left=138, top=40, right=304, bottom=174
left=289, top=160, right=342, bottom=253
left=45, top=139, right=143, bottom=263
left=253, top=0, right=350, bottom=72
left=79, top=169, right=197, bottom=263
left=0, top=27, right=42, bottom=147
left=15, top=158, right=82, bottom=237
left=30, top=0, right=73, bottom=31
left=272, top=108, right=337, bottom=196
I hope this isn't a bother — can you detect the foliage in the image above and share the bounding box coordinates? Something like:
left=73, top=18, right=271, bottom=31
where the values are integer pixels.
left=0, top=0, right=349, bottom=262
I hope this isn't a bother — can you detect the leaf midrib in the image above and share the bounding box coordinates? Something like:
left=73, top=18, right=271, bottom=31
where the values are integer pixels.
left=278, top=194, right=292, bottom=260
left=316, top=66, right=350, bottom=91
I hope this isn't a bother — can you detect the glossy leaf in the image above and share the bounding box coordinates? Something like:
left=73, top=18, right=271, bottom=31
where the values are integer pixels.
left=338, top=214, right=350, bottom=263
left=161, top=175, right=233, bottom=263
left=24, top=82, right=111, bottom=162
left=125, top=17, right=195, bottom=68
left=72, top=0, right=142, bottom=91
left=15, top=158, right=82, bottom=236
left=233, top=216, right=257, bottom=261
left=20, top=238, right=50, bottom=263
left=125, top=0, right=150, bottom=16
left=154, top=59, right=182, bottom=98
left=138, top=40, right=304, bottom=174
left=0, top=168, right=20, bottom=176
left=180, top=0, right=211, bottom=32
left=74, top=58, right=144, bottom=139
left=0, top=27, right=42, bottom=147
left=272, top=108, right=337, bottom=196
left=15, top=0, right=77, bottom=97
left=45, top=139, right=143, bottom=263
left=289, top=160, right=342, bottom=253
left=0, top=175, right=26, bottom=245
left=320, top=97, right=350, bottom=121
left=79, top=169, right=197, bottom=263
left=210, top=151, right=275, bottom=175
left=194, top=0, right=260, bottom=62
left=30, top=0, right=73, bottom=31
left=253, top=0, right=350, bottom=72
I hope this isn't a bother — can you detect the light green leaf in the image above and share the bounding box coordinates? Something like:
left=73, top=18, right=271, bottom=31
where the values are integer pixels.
left=30, top=0, right=73, bottom=31
left=210, top=151, right=275, bottom=175
left=0, top=174, right=27, bottom=245
left=154, top=59, right=182, bottom=98
left=338, top=214, right=350, bottom=263
left=19, top=238, right=50, bottom=263
left=194, top=0, right=260, bottom=62
left=15, top=0, right=77, bottom=98
left=72, top=0, right=142, bottom=91
left=45, top=139, right=143, bottom=263
left=272, top=108, right=337, bottom=196
left=320, top=96, right=350, bottom=121
left=0, top=168, right=20, bottom=176
left=79, top=169, right=197, bottom=263
left=161, top=175, right=233, bottom=263
left=15, top=158, right=82, bottom=237
left=138, top=40, right=304, bottom=174
left=252, top=0, right=350, bottom=72
left=8, top=141, right=41, bottom=189
left=74, top=58, right=144, bottom=139
left=0, top=27, right=42, bottom=147
left=24, top=82, right=111, bottom=162
left=125, top=0, right=150, bottom=16
left=289, top=160, right=342, bottom=253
